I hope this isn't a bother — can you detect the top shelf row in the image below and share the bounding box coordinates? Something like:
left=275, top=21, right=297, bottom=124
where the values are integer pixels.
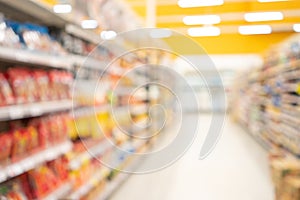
left=0, top=0, right=141, bottom=44
left=0, top=0, right=100, bottom=44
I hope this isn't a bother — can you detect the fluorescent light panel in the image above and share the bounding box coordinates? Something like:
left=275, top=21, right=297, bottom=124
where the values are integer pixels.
left=188, top=27, right=221, bottom=37
left=239, top=25, right=272, bottom=35
left=53, top=4, right=72, bottom=13
left=244, top=12, right=283, bottom=22
left=183, top=15, right=221, bottom=25
left=81, top=20, right=98, bottom=29
left=258, top=0, right=288, bottom=2
left=101, top=30, right=117, bottom=40
left=293, top=24, right=300, bottom=32
left=178, top=0, right=224, bottom=8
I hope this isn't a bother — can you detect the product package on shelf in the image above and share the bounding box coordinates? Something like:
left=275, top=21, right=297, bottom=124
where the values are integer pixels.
left=4, top=20, right=67, bottom=55
left=0, top=155, right=69, bottom=200
left=270, top=154, right=300, bottom=200
left=0, top=1, right=161, bottom=199
left=0, top=112, right=71, bottom=165
left=232, top=34, right=300, bottom=200
left=0, top=72, right=15, bottom=106
left=0, top=13, right=21, bottom=49
left=0, top=67, right=73, bottom=106
left=0, top=178, right=28, bottom=200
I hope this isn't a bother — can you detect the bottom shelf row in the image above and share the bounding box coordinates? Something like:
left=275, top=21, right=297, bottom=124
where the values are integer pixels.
left=0, top=140, right=150, bottom=200
left=237, top=122, right=300, bottom=200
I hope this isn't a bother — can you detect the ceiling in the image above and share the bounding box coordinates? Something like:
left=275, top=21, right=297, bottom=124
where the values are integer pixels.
left=124, top=0, right=300, bottom=54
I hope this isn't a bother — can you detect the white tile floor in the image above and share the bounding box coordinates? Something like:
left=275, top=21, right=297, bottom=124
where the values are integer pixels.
left=110, top=114, right=275, bottom=200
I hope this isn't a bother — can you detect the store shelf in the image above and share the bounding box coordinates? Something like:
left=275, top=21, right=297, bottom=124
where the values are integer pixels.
left=0, top=0, right=66, bottom=27
left=262, top=60, right=300, bottom=80
left=0, top=46, right=72, bottom=69
left=238, top=123, right=272, bottom=152
left=69, top=140, right=111, bottom=170
left=98, top=173, right=129, bottom=200
left=71, top=55, right=106, bottom=70
left=67, top=168, right=110, bottom=200
left=65, top=24, right=102, bottom=45
left=0, top=141, right=72, bottom=183
left=97, top=143, right=147, bottom=200
left=0, top=46, right=110, bottom=71
left=0, top=100, right=73, bottom=121
left=42, top=182, right=72, bottom=200
left=73, top=105, right=109, bottom=118
left=68, top=140, right=148, bottom=199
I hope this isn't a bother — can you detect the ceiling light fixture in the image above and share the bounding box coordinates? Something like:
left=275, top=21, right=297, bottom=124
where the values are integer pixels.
left=53, top=4, right=72, bottom=13
left=244, top=12, right=283, bottom=22
left=238, top=25, right=272, bottom=35
left=293, top=24, right=300, bottom=32
left=183, top=15, right=221, bottom=25
left=258, top=0, right=288, bottom=2
left=81, top=20, right=98, bottom=29
left=178, top=0, right=224, bottom=8
left=101, top=30, right=117, bottom=40
left=188, top=27, right=221, bottom=37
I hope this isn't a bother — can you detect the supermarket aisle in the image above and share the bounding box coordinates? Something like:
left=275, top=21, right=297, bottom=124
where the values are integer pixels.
left=110, top=114, right=275, bottom=200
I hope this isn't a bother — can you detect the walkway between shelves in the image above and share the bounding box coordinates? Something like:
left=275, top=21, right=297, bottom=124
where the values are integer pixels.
left=110, top=113, right=275, bottom=200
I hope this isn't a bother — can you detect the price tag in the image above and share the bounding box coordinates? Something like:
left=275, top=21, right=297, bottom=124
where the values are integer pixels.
left=15, top=52, right=29, bottom=62
left=29, top=105, right=42, bottom=116
left=9, top=106, right=24, bottom=119
left=20, top=158, right=35, bottom=171
left=7, top=164, right=23, bottom=177
left=46, top=148, right=57, bottom=161
left=0, top=170, right=7, bottom=183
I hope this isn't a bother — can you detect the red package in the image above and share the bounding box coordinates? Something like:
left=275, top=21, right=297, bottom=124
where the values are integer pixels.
left=48, top=70, right=73, bottom=100
left=0, top=132, right=13, bottom=163
left=27, top=166, right=60, bottom=198
left=29, top=117, right=50, bottom=148
left=31, top=70, right=49, bottom=101
left=48, top=157, right=69, bottom=181
left=27, top=126, right=39, bottom=151
left=11, top=128, right=30, bottom=160
left=48, top=115, right=67, bottom=143
left=7, top=67, right=37, bottom=103
left=48, top=70, right=60, bottom=100
left=19, top=173, right=34, bottom=200
left=0, top=72, right=15, bottom=106
left=61, top=71, right=73, bottom=99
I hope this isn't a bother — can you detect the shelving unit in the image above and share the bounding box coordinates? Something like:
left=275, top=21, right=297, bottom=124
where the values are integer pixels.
left=68, top=168, right=109, bottom=200
left=0, top=1, right=165, bottom=200
left=42, top=182, right=72, bottom=200
left=0, top=141, right=72, bottom=183
left=69, top=140, right=111, bottom=171
left=0, top=100, right=73, bottom=121
left=0, top=46, right=72, bottom=69
left=232, top=34, right=300, bottom=200
left=98, top=173, right=129, bottom=200
left=96, top=141, right=149, bottom=200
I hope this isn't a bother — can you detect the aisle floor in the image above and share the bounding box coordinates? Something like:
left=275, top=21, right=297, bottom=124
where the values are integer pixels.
left=110, top=114, right=275, bottom=200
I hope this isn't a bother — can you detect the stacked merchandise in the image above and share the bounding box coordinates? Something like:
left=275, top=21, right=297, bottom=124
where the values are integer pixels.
left=232, top=34, right=300, bottom=200
left=269, top=153, right=300, bottom=200
left=0, top=0, right=164, bottom=198
left=0, top=67, right=72, bottom=106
